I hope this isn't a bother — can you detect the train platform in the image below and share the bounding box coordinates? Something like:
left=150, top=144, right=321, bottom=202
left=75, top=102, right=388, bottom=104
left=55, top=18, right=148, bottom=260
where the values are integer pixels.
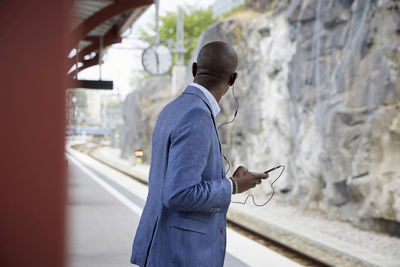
left=66, top=147, right=302, bottom=267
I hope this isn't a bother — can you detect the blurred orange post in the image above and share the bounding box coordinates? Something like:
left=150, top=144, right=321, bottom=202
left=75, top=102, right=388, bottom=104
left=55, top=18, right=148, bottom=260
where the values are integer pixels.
left=0, top=1, right=73, bottom=266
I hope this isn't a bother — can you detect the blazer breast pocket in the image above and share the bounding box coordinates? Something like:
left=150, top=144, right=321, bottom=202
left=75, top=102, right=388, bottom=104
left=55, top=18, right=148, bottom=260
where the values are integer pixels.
left=170, top=213, right=208, bottom=234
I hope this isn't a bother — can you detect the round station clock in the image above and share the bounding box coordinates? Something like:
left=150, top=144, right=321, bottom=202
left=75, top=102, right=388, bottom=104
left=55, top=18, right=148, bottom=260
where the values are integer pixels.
left=142, top=44, right=173, bottom=75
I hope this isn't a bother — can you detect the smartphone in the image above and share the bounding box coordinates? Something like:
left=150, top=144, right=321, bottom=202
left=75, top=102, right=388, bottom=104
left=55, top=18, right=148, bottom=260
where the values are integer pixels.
left=264, top=165, right=282, bottom=174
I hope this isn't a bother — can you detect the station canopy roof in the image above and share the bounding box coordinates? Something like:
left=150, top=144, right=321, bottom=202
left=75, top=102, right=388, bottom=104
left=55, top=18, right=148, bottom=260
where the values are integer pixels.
left=68, top=0, right=153, bottom=78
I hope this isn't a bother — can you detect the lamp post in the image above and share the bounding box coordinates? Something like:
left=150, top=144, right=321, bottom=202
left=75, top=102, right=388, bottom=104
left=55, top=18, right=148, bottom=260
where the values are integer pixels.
left=72, top=96, right=77, bottom=138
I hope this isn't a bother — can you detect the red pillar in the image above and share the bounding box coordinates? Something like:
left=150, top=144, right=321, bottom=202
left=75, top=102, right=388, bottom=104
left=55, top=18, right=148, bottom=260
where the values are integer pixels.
left=0, top=1, right=73, bottom=266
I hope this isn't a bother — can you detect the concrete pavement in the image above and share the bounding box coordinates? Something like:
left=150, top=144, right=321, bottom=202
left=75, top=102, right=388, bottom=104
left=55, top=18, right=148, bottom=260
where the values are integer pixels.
left=67, top=155, right=139, bottom=267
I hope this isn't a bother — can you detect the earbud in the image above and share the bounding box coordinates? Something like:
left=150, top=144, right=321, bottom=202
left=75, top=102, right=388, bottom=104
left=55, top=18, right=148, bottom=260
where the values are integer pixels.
left=229, top=72, right=237, bottom=86
left=218, top=83, right=239, bottom=130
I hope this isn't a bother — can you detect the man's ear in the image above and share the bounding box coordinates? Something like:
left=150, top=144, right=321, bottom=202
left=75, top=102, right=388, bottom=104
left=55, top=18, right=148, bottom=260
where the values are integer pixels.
left=192, top=62, right=197, bottom=77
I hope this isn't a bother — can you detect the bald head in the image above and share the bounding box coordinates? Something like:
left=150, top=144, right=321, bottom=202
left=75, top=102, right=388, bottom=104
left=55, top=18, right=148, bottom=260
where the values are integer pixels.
left=193, top=41, right=238, bottom=87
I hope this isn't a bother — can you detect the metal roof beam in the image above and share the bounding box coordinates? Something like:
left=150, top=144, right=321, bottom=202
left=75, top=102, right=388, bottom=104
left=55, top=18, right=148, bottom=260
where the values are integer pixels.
left=67, top=54, right=100, bottom=80
left=70, top=0, right=153, bottom=51
left=67, top=25, right=121, bottom=70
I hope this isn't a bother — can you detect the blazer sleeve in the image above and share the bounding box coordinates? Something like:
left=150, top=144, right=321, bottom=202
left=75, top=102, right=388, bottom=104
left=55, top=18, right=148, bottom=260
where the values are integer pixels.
left=163, top=106, right=231, bottom=213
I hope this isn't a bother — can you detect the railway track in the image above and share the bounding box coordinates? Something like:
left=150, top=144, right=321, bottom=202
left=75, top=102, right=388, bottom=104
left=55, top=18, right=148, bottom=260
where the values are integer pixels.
left=227, top=221, right=328, bottom=267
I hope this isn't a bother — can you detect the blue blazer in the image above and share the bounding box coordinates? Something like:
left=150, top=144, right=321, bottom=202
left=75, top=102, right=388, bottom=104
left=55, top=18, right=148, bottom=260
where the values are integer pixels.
left=130, top=86, right=232, bottom=267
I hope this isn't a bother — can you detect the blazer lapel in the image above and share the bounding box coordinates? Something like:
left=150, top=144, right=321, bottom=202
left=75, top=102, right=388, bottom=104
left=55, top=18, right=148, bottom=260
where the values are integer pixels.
left=182, top=86, right=221, bottom=142
left=182, top=86, right=225, bottom=179
left=182, top=86, right=222, bottom=148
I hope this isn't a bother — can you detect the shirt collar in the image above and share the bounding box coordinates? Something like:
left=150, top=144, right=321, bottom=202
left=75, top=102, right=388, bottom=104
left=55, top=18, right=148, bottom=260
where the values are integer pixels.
left=190, top=82, right=220, bottom=117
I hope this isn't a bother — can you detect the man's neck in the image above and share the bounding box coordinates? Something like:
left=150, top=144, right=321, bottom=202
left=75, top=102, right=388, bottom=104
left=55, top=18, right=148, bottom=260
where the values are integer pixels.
left=193, top=79, right=224, bottom=103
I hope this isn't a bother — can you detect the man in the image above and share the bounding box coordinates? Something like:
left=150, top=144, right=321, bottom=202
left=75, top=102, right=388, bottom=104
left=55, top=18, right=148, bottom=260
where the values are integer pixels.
left=130, top=41, right=268, bottom=267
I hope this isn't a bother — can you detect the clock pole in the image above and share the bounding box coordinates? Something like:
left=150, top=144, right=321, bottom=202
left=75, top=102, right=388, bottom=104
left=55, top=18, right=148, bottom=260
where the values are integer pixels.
left=176, top=7, right=185, bottom=66
left=155, top=0, right=160, bottom=45
left=172, top=6, right=187, bottom=95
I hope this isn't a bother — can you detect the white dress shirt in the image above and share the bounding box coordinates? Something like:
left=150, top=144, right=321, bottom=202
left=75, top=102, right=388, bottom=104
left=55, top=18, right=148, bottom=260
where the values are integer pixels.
left=190, top=82, right=233, bottom=194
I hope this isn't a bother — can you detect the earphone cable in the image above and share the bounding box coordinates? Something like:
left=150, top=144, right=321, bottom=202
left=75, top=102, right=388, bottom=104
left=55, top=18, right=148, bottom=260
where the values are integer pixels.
left=219, top=83, right=285, bottom=206
left=218, top=84, right=239, bottom=130
left=230, top=165, right=285, bottom=207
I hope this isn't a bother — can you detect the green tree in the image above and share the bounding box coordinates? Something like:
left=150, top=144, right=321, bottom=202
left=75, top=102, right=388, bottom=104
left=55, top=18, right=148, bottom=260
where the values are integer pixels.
left=140, top=6, right=216, bottom=66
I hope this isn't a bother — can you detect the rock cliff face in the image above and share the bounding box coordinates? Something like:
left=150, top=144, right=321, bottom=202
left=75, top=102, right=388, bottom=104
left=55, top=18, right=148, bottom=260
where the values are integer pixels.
left=281, top=0, right=400, bottom=232
left=123, top=0, right=400, bottom=233
left=121, top=76, right=173, bottom=161
left=210, top=0, right=400, bottom=232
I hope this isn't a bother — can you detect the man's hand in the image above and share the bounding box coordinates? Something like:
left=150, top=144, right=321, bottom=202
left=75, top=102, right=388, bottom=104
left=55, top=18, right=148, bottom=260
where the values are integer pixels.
left=232, top=166, right=269, bottom=193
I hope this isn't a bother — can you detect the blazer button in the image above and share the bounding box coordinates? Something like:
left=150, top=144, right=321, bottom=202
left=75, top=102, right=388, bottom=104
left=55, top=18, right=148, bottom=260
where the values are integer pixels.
left=221, top=227, right=226, bottom=233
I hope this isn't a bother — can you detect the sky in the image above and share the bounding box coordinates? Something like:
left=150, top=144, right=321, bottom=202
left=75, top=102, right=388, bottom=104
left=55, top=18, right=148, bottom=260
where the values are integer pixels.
left=78, top=0, right=216, bottom=99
